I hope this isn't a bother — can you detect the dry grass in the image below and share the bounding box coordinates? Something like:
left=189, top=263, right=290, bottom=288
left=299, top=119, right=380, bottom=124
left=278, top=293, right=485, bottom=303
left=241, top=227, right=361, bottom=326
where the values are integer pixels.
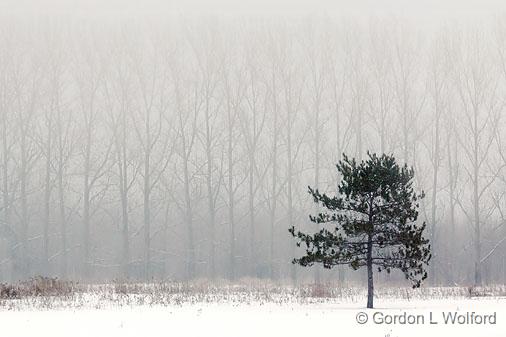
left=0, top=276, right=76, bottom=299
left=0, top=277, right=504, bottom=310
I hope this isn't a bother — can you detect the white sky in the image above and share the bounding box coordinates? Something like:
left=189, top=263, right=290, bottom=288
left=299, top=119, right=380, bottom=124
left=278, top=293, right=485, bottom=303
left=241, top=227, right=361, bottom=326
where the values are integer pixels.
left=2, top=0, right=506, bottom=17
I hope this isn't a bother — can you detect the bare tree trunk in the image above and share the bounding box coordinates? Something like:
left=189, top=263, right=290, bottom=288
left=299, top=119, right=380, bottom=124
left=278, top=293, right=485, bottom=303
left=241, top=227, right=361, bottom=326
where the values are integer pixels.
left=55, top=93, right=71, bottom=279
left=42, top=118, right=52, bottom=273
left=430, top=89, right=441, bottom=285
left=57, top=164, right=66, bottom=278
left=228, top=168, right=235, bottom=280
left=183, top=157, right=195, bottom=279
left=248, top=152, right=255, bottom=276
left=204, top=97, right=216, bottom=279
left=353, top=97, right=363, bottom=160
left=473, top=139, right=482, bottom=285
left=19, top=129, right=28, bottom=279
left=173, top=67, right=198, bottom=280
left=430, top=146, right=439, bottom=284
left=119, top=166, right=129, bottom=278
left=447, top=128, right=457, bottom=284
left=108, top=73, right=134, bottom=279
left=143, top=116, right=151, bottom=279
left=269, top=75, right=278, bottom=280
left=1, top=96, right=14, bottom=281
left=314, top=100, right=321, bottom=284
left=82, top=122, right=91, bottom=278
left=286, top=101, right=295, bottom=283
left=226, top=98, right=235, bottom=280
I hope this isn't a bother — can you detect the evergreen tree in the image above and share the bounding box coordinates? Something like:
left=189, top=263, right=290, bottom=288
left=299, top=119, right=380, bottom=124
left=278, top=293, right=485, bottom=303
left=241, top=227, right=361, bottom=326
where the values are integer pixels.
left=290, top=152, right=431, bottom=308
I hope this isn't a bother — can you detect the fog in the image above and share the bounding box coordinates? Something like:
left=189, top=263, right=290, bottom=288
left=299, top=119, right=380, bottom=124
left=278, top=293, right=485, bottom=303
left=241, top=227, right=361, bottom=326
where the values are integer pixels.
left=0, top=3, right=505, bottom=287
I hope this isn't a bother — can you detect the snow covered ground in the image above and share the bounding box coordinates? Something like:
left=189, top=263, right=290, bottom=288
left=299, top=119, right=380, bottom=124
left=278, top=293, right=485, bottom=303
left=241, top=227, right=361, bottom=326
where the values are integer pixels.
left=0, top=284, right=504, bottom=337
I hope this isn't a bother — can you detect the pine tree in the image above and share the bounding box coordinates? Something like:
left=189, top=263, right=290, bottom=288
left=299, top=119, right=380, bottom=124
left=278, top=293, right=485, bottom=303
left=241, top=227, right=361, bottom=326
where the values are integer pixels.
left=290, top=152, right=431, bottom=308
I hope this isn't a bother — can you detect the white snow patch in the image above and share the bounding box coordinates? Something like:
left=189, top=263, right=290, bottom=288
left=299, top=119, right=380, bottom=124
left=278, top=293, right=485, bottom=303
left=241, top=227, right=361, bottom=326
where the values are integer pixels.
left=1, top=297, right=504, bottom=337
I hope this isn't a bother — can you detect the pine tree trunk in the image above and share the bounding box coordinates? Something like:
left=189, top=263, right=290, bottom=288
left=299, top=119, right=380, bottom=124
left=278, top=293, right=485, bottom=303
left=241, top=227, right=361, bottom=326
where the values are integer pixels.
left=314, top=106, right=320, bottom=284
left=367, top=234, right=374, bottom=309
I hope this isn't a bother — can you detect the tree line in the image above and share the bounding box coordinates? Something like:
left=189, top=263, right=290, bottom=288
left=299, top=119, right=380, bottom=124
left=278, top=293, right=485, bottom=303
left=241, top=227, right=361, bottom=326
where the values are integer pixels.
left=0, top=15, right=505, bottom=286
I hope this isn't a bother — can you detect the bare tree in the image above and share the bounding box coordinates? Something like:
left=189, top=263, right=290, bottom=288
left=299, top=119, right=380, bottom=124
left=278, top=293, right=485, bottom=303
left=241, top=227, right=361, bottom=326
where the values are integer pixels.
left=301, top=22, right=328, bottom=283
left=425, top=33, right=450, bottom=284
left=280, top=35, right=305, bottom=282
left=454, top=29, right=503, bottom=285
left=368, top=21, right=393, bottom=154
left=220, top=35, right=246, bottom=280
left=11, top=30, right=43, bottom=278
left=103, top=34, right=139, bottom=278
left=170, top=38, right=202, bottom=279
left=239, top=32, right=269, bottom=277
left=187, top=25, right=224, bottom=279
left=391, top=22, right=426, bottom=163
left=129, top=33, right=174, bottom=278
left=73, top=31, right=112, bottom=278
left=0, top=29, right=18, bottom=281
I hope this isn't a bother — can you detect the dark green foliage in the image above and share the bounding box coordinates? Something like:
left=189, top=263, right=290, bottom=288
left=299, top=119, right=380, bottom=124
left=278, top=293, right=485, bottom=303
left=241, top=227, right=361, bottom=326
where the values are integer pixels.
left=289, top=152, right=431, bottom=288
